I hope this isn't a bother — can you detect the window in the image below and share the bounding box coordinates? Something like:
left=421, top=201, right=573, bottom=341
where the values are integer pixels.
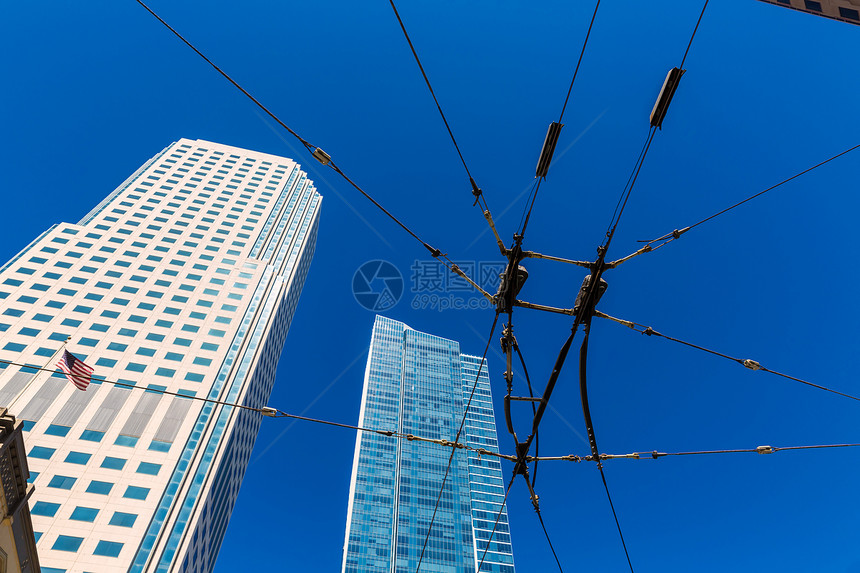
left=185, top=373, right=205, bottom=382
left=155, top=367, right=175, bottom=378
left=164, top=352, right=184, bottom=361
left=149, top=439, right=173, bottom=453
left=201, top=342, right=219, bottom=351
left=53, top=535, right=84, bottom=552
left=804, top=0, right=821, bottom=10
left=126, top=362, right=146, bottom=373
left=86, top=480, right=113, bottom=495
left=48, top=475, right=77, bottom=490
left=192, top=357, right=212, bottom=366
left=136, top=462, right=161, bottom=476
left=101, top=457, right=126, bottom=470
left=65, top=451, right=92, bottom=465
left=146, top=333, right=165, bottom=342
left=107, top=342, right=128, bottom=352
left=29, top=446, right=56, bottom=459
left=80, top=430, right=105, bottom=442
left=109, top=512, right=137, bottom=527
left=115, top=435, right=138, bottom=448
left=95, top=357, right=117, bottom=368
left=173, top=337, right=192, bottom=347
left=45, top=424, right=70, bottom=437
left=70, top=506, right=99, bottom=522
left=123, top=485, right=150, bottom=500
left=31, top=501, right=61, bottom=517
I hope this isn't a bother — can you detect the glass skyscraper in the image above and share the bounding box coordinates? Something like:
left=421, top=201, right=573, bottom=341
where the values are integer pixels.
left=0, top=139, right=321, bottom=572
left=342, top=316, right=515, bottom=573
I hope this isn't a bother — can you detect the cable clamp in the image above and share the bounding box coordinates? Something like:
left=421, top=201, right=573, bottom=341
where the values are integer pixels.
left=743, top=359, right=762, bottom=371
left=260, top=407, right=278, bottom=417
left=651, top=450, right=666, bottom=459
left=756, top=445, right=774, bottom=454
left=643, top=327, right=655, bottom=336
left=311, top=147, right=331, bottom=165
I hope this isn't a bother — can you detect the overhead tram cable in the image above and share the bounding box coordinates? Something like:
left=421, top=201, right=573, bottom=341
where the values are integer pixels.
left=592, top=311, right=860, bottom=403
left=530, top=441, right=860, bottom=463
left=505, top=4, right=712, bottom=570
left=134, top=0, right=493, bottom=295
left=606, top=141, right=860, bottom=269
left=0, top=356, right=519, bottom=460
left=386, top=0, right=517, bottom=259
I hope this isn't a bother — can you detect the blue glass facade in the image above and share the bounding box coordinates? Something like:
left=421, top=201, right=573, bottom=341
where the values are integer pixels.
left=342, top=316, right=515, bottom=573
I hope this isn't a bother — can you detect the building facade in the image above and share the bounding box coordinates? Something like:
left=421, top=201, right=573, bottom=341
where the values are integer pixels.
left=0, top=411, right=40, bottom=573
left=0, top=139, right=322, bottom=572
left=756, top=0, right=860, bottom=25
left=342, top=316, right=515, bottom=573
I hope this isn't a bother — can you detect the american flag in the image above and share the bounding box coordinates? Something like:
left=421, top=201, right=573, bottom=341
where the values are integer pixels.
left=56, top=350, right=94, bottom=391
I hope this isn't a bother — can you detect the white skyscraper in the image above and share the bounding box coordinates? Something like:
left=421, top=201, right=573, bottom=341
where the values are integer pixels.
left=0, top=138, right=321, bottom=572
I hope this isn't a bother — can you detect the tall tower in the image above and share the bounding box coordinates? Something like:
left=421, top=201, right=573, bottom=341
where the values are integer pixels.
left=0, top=138, right=322, bottom=572
left=342, top=316, right=515, bottom=573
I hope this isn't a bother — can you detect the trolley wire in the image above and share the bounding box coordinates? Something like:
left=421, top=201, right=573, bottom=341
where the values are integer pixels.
left=134, top=0, right=473, bottom=273
left=594, top=312, right=860, bottom=403
left=387, top=0, right=488, bottom=211
left=599, top=466, right=635, bottom=572
left=518, top=0, right=600, bottom=240
left=416, top=312, right=500, bottom=572
left=621, top=141, right=860, bottom=261
left=0, top=357, right=517, bottom=460
left=532, top=441, right=860, bottom=462
left=558, top=0, right=601, bottom=124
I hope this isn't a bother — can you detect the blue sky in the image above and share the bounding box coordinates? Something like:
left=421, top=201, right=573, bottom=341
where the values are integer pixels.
left=3, top=1, right=860, bottom=571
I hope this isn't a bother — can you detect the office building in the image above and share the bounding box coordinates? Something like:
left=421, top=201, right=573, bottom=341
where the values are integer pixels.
left=0, top=411, right=40, bottom=573
left=0, top=138, right=322, bottom=571
left=342, top=316, right=515, bottom=573
left=757, top=0, right=860, bottom=24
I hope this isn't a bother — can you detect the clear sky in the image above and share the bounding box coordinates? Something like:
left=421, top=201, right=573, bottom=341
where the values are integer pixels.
left=3, top=1, right=860, bottom=571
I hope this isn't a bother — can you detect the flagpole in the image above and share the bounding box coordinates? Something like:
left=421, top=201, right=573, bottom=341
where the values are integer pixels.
left=5, top=336, right=72, bottom=415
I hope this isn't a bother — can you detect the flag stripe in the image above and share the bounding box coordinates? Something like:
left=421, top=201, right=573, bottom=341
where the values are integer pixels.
left=57, top=350, right=93, bottom=391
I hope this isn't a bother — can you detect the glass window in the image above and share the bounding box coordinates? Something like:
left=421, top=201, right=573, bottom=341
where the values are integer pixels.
left=48, top=475, right=77, bottom=490
left=101, top=457, right=126, bottom=470
left=45, top=424, right=70, bottom=437
left=31, top=501, right=61, bottom=517
left=70, top=506, right=99, bottom=522
left=148, top=440, right=171, bottom=452
left=86, top=480, right=113, bottom=494
left=80, top=430, right=105, bottom=442
left=109, top=512, right=137, bottom=528
left=29, top=446, right=56, bottom=459
left=53, top=535, right=84, bottom=552
left=115, top=435, right=138, bottom=448
left=164, top=352, right=184, bottom=362
left=126, top=363, right=146, bottom=373
left=107, top=342, right=128, bottom=352
left=64, top=451, right=92, bottom=465
left=123, top=485, right=150, bottom=500
left=136, top=462, right=161, bottom=476
left=155, top=367, right=175, bottom=378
